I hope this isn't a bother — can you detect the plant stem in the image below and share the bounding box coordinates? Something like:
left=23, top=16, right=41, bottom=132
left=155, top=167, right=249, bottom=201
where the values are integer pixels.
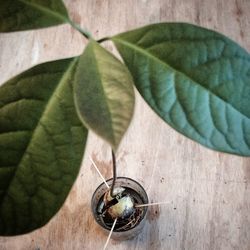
left=110, top=150, right=117, bottom=198
left=68, top=19, right=92, bottom=40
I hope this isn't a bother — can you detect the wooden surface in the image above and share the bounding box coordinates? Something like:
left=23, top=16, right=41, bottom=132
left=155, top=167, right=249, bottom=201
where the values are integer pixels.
left=0, top=0, right=250, bottom=249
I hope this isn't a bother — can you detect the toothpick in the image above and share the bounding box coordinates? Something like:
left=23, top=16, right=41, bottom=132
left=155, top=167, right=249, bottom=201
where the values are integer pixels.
left=135, top=201, right=170, bottom=208
left=103, top=218, right=117, bottom=250
left=89, top=156, right=109, bottom=189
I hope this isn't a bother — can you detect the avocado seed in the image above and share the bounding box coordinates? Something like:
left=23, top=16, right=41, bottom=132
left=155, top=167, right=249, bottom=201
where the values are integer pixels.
left=104, top=187, right=135, bottom=219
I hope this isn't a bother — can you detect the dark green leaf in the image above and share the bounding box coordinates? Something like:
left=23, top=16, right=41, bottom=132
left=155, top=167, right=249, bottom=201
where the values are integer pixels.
left=0, top=58, right=87, bottom=235
left=74, top=40, right=135, bottom=151
left=0, top=0, right=69, bottom=32
left=112, top=23, right=250, bottom=156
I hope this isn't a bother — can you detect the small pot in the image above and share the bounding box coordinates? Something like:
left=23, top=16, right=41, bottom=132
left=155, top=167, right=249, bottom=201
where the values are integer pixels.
left=91, top=177, right=148, bottom=241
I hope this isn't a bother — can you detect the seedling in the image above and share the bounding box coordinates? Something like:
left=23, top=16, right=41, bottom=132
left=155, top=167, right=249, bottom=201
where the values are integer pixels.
left=0, top=2, right=249, bottom=246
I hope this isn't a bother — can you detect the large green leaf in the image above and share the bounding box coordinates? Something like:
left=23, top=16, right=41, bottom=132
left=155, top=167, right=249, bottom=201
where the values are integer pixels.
left=112, top=23, right=250, bottom=156
left=0, top=0, right=69, bottom=32
left=0, top=58, right=87, bottom=235
left=74, top=40, right=135, bottom=151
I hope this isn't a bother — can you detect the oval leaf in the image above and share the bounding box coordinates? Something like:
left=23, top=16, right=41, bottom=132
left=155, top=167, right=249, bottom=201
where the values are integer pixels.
left=0, top=58, right=87, bottom=235
left=112, top=23, right=250, bottom=156
left=0, top=0, right=69, bottom=32
left=74, top=40, right=135, bottom=151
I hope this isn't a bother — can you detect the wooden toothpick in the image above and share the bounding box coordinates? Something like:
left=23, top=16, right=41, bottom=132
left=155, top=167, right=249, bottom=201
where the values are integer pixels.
left=103, top=218, right=117, bottom=250
left=89, top=156, right=109, bottom=188
left=135, top=201, right=170, bottom=208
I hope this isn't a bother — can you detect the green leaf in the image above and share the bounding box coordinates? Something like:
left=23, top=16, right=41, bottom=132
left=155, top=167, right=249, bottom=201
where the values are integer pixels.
left=0, top=0, right=69, bottom=32
left=74, top=40, right=135, bottom=151
left=112, top=23, right=250, bottom=156
left=0, top=58, right=88, bottom=235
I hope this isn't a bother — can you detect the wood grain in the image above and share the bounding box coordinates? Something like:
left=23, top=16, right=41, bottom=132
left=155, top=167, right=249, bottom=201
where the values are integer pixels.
left=0, top=0, right=249, bottom=249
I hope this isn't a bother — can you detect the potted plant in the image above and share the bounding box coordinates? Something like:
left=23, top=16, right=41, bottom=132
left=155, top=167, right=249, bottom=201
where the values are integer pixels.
left=0, top=0, right=249, bottom=248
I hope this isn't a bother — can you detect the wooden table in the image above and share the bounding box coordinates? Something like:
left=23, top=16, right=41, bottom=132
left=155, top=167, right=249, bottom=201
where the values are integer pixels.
left=0, top=0, right=249, bottom=249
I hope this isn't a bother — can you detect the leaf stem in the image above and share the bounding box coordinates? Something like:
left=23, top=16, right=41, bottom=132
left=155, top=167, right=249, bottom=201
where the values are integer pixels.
left=68, top=19, right=92, bottom=40
left=97, top=37, right=110, bottom=43
left=110, top=150, right=117, bottom=198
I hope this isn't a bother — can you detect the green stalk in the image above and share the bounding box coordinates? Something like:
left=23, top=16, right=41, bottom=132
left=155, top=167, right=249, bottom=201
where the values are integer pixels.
left=68, top=19, right=93, bottom=40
